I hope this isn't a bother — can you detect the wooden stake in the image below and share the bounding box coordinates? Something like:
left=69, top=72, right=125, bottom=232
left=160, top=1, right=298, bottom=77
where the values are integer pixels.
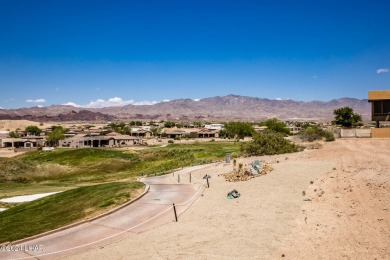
left=173, top=203, right=178, bottom=222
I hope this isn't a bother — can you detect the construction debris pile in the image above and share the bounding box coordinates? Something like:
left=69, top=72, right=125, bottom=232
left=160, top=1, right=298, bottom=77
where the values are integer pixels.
left=220, top=160, right=273, bottom=182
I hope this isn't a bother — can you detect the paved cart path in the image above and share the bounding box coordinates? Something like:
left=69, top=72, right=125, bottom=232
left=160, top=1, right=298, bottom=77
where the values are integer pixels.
left=0, top=164, right=210, bottom=260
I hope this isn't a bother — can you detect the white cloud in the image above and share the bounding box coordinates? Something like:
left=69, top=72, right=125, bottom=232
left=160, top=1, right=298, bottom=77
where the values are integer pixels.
left=163, top=99, right=170, bottom=102
left=274, top=98, right=292, bottom=101
left=377, top=68, right=389, bottom=74
left=193, top=99, right=201, bottom=102
left=37, top=105, right=44, bottom=108
left=63, top=102, right=81, bottom=107
left=26, top=98, right=46, bottom=103
left=133, top=100, right=159, bottom=106
left=0, top=107, right=3, bottom=109
left=63, top=97, right=159, bottom=108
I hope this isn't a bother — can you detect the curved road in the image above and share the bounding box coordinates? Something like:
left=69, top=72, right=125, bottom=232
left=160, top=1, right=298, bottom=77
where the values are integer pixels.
left=1, top=164, right=211, bottom=260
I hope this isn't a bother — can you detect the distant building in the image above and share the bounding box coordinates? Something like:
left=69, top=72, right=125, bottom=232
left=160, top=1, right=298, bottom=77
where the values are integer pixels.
left=130, top=129, right=152, bottom=138
left=161, top=128, right=198, bottom=139
left=204, top=124, right=224, bottom=131
left=368, top=90, right=390, bottom=138
left=253, top=126, right=268, bottom=133
left=131, top=126, right=152, bottom=131
left=59, top=134, right=141, bottom=148
left=287, top=125, right=301, bottom=135
left=0, top=136, right=45, bottom=148
left=197, top=128, right=219, bottom=138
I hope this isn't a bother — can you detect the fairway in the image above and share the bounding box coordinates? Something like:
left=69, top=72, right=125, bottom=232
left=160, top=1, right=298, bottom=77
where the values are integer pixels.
left=0, top=182, right=144, bottom=243
left=0, top=142, right=240, bottom=189
left=0, top=142, right=239, bottom=242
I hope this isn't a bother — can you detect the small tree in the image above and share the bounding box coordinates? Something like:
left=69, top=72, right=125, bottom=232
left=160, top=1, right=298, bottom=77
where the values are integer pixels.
left=219, top=129, right=228, bottom=138
left=260, top=118, right=291, bottom=136
left=224, top=122, right=254, bottom=139
left=9, top=131, right=20, bottom=138
left=46, top=126, right=66, bottom=147
left=121, top=126, right=131, bottom=135
left=25, top=125, right=42, bottom=136
left=164, top=121, right=176, bottom=128
left=151, top=127, right=159, bottom=137
left=192, top=121, right=202, bottom=128
left=332, top=107, right=362, bottom=128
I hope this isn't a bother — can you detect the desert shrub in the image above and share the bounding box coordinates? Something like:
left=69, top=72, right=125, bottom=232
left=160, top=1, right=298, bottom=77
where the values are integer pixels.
left=259, top=118, right=290, bottom=136
left=300, top=126, right=335, bottom=142
left=210, top=139, right=215, bottom=142
left=300, top=127, right=320, bottom=142
left=299, top=125, right=326, bottom=142
left=168, top=140, right=174, bottom=144
left=323, top=130, right=335, bottom=141
left=240, top=132, right=303, bottom=156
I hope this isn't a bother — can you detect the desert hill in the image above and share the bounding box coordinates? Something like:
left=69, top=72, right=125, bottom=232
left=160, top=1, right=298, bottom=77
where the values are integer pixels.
left=0, top=95, right=370, bottom=122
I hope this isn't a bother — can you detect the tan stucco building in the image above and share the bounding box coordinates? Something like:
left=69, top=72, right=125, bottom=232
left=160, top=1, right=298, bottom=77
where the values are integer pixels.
left=368, top=90, right=390, bottom=138
left=59, top=134, right=141, bottom=148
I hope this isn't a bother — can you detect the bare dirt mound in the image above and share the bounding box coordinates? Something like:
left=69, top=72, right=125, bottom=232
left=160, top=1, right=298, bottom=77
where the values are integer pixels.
left=274, top=139, right=390, bottom=259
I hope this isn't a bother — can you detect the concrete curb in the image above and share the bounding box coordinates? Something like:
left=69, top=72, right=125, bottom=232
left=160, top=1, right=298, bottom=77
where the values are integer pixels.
left=2, top=184, right=151, bottom=246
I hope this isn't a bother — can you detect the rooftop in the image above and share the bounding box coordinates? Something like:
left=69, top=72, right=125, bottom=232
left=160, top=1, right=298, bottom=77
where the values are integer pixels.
left=368, top=90, right=390, bottom=101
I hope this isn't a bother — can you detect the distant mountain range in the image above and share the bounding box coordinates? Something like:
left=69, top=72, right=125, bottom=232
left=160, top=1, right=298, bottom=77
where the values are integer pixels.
left=0, top=95, right=370, bottom=122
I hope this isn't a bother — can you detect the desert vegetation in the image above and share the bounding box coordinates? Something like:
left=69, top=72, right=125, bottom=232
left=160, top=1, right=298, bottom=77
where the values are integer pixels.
left=219, top=122, right=255, bottom=140
left=259, top=118, right=291, bottom=136
left=299, top=125, right=335, bottom=142
left=332, top=107, right=362, bottom=127
left=240, top=132, right=303, bottom=156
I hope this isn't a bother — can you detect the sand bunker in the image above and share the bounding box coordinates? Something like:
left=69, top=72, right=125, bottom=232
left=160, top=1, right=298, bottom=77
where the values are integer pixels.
left=0, top=192, right=61, bottom=203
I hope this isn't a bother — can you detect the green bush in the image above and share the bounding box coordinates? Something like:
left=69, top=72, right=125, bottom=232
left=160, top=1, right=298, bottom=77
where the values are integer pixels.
left=168, top=140, right=174, bottom=144
left=300, top=127, right=320, bottom=142
left=240, top=132, right=303, bottom=156
left=224, top=122, right=255, bottom=139
left=323, top=130, right=335, bottom=141
left=300, top=126, right=335, bottom=142
left=259, top=118, right=290, bottom=136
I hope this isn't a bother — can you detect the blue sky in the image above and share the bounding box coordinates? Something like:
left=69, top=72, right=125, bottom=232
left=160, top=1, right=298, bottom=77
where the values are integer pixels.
left=0, top=0, right=389, bottom=109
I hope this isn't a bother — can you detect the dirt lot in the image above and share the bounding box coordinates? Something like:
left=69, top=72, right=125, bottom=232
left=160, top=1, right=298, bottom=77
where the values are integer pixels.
left=0, top=148, right=27, bottom=158
left=63, top=139, right=390, bottom=260
left=0, top=120, right=52, bottom=131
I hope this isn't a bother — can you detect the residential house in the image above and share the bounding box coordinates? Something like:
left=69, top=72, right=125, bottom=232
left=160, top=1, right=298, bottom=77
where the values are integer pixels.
left=1, top=135, right=45, bottom=148
left=197, top=128, right=220, bottom=138
left=59, top=134, right=141, bottom=148
left=204, top=124, right=224, bottom=131
left=368, top=90, right=390, bottom=138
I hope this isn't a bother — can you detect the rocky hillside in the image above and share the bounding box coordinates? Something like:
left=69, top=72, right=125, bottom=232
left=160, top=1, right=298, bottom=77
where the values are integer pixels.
left=0, top=95, right=370, bottom=122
